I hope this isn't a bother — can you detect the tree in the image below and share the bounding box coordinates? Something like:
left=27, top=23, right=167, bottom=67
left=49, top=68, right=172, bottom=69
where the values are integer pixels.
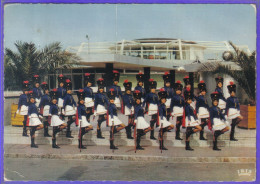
left=4, top=41, right=80, bottom=90
left=213, top=41, right=256, bottom=105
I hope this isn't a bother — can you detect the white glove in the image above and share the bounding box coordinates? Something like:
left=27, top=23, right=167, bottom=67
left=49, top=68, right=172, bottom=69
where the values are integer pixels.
left=39, top=115, right=43, bottom=119
left=29, top=116, right=31, bottom=118
left=134, top=120, right=137, bottom=123
left=58, top=112, right=61, bottom=115
left=73, top=107, right=76, bottom=111
left=16, top=110, right=19, bottom=114
left=111, top=118, right=114, bottom=122
left=94, top=111, right=97, bottom=116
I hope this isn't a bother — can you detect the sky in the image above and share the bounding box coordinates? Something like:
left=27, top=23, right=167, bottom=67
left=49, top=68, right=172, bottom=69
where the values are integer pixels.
left=4, top=4, right=256, bottom=51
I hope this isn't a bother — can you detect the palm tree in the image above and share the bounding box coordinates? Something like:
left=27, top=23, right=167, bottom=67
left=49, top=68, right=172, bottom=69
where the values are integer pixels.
left=4, top=41, right=80, bottom=90
left=213, top=41, right=256, bottom=105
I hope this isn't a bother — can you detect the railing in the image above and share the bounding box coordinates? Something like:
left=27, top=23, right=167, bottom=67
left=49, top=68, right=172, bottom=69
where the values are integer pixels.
left=66, top=40, right=250, bottom=61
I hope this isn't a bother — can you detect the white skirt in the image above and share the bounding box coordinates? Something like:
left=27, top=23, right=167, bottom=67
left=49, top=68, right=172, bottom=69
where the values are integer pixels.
left=171, top=106, right=184, bottom=117
left=165, top=98, right=171, bottom=109
left=79, top=116, right=91, bottom=128
left=85, top=97, right=94, bottom=108
left=64, top=105, right=76, bottom=116
left=158, top=117, right=173, bottom=128
left=124, top=106, right=134, bottom=116
left=218, top=99, right=226, bottom=110
left=29, top=113, right=42, bottom=126
left=141, top=98, right=144, bottom=103
left=185, top=116, right=200, bottom=127
left=58, top=98, right=64, bottom=108
left=108, top=115, right=122, bottom=126
left=148, top=103, right=158, bottom=116
left=43, top=105, right=50, bottom=117
left=114, top=97, right=121, bottom=108
left=136, top=117, right=150, bottom=130
left=19, top=105, right=28, bottom=115
left=212, top=118, right=227, bottom=131
left=197, top=107, right=210, bottom=118
left=227, top=108, right=241, bottom=120
left=96, top=104, right=107, bottom=115
left=51, top=115, right=64, bottom=126
left=35, top=98, right=41, bottom=107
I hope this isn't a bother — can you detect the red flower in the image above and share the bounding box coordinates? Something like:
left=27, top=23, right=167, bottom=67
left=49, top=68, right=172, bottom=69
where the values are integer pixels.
left=184, top=76, right=189, bottom=79
left=149, top=79, right=154, bottom=82
left=85, top=73, right=90, bottom=76
left=176, top=80, right=181, bottom=84
left=52, top=88, right=57, bottom=92
left=41, top=82, right=47, bottom=85
left=138, top=72, right=143, bottom=75
left=110, top=88, right=115, bottom=92
left=160, top=88, right=165, bottom=92
left=98, top=78, right=104, bottom=81
left=186, top=87, right=191, bottom=92
left=164, top=72, right=169, bottom=75
left=28, top=91, right=33, bottom=94
left=79, top=89, right=84, bottom=92
left=134, top=90, right=141, bottom=93
left=66, top=79, right=71, bottom=83
left=230, top=81, right=234, bottom=85
left=124, top=79, right=129, bottom=83
left=34, top=75, right=39, bottom=77
left=200, top=80, right=205, bottom=83
left=23, top=81, right=29, bottom=84
left=212, top=92, right=219, bottom=94
left=58, top=74, right=64, bottom=77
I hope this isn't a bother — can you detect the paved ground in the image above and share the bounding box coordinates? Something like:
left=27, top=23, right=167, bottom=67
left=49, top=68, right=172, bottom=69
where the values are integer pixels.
left=4, top=158, right=256, bottom=181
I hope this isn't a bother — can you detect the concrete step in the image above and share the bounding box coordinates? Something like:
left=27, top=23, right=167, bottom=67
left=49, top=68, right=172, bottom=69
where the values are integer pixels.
left=4, top=125, right=256, bottom=147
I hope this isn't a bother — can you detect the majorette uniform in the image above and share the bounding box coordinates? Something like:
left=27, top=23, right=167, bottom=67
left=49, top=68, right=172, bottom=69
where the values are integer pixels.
left=183, top=76, right=196, bottom=110
left=215, top=76, right=226, bottom=111
left=27, top=91, right=43, bottom=148
left=63, top=79, right=77, bottom=138
left=83, top=73, right=95, bottom=122
left=57, top=74, right=67, bottom=108
left=170, top=80, right=185, bottom=140
left=122, top=80, right=135, bottom=139
left=162, top=72, right=174, bottom=121
left=39, top=82, right=51, bottom=137
left=76, top=89, right=93, bottom=149
left=32, top=75, right=42, bottom=107
left=94, top=78, right=109, bottom=139
left=225, top=81, right=242, bottom=141
left=107, top=88, right=125, bottom=150
left=108, top=70, right=122, bottom=108
left=158, top=88, right=174, bottom=150
left=196, top=80, right=210, bottom=140
left=133, top=90, right=150, bottom=150
left=142, top=79, right=158, bottom=140
left=49, top=89, right=65, bottom=149
left=134, top=72, right=146, bottom=103
left=209, top=92, right=229, bottom=151
left=17, top=80, right=30, bottom=137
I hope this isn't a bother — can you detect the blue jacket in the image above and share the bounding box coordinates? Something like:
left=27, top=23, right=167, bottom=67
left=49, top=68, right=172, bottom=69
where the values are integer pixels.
left=142, top=92, right=159, bottom=107
left=57, top=87, right=67, bottom=99
left=108, top=85, right=122, bottom=97
left=83, top=86, right=94, bottom=99
left=108, top=103, right=117, bottom=119
left=94, top=93, right=109, bottom=110
left=134, top=86, right=146, bottom=99
left=134, top=104, right=145, bottom=120
left=28, top=103, right=39, bottom=116
left=185, top=103, right=197, bottom=121
left=215, top=87, right=226, bottom=102
left=159, top=103, right=167, bottom=120
left=49, top=103, right=59, bottom=115
left=210, top=106, right=226, bottom=125
left=226, top=96, right=240, bottom=114
left=32, top=87, right=42, bottom=99
left=63, top=94, right=77, bottom=109
left=196, top=95, right=210, bottom=113
left=77, top=104, right=87, bottom=119
left=122, top=94, right=134, bottom=109
left=39, top=94, right=51, bottom=108
left=163, top=86, right=174, bottom=99
left=18, top=94, right=29, bottom=109
left=170, top=94, right=185, bottom=109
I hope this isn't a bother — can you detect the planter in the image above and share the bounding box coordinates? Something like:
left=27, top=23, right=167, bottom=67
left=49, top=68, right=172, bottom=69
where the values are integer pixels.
left=11, top=103, right=23, bottom=126
left=238, top=105, right=256, bottom=129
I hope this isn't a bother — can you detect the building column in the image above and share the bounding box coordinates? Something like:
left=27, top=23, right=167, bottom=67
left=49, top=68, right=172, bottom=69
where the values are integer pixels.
left=170, top=70, right=175, bottom=88
left=144, top=67, right=151, bottom=93
left=189, top=72, right=194, bottom=93
left=104, top=63, right=114, bottom=89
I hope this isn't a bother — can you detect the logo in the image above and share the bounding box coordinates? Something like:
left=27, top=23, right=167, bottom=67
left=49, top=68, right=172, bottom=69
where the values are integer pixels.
left=237, top=169, right=252, bottom=176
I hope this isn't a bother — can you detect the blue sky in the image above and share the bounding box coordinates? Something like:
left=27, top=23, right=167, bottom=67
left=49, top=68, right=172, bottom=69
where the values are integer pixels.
left=4, top=4, right=256, bottom=51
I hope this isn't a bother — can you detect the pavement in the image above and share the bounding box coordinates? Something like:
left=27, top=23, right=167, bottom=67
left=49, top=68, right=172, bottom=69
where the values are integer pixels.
left=4, top=144, right=256, bottom=163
